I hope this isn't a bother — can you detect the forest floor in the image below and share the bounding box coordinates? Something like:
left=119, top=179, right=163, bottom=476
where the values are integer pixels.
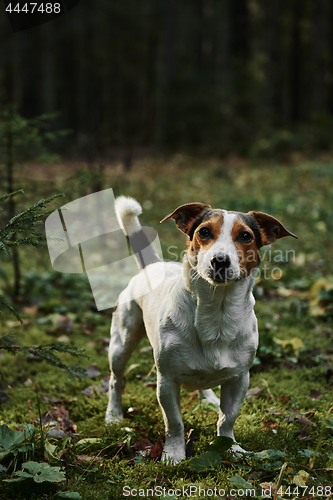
left=0, top=155, right=333, bottom=499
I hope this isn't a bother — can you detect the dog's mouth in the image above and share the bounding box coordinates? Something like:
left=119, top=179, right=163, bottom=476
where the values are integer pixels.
left=207, top=268, right=240, bottom=284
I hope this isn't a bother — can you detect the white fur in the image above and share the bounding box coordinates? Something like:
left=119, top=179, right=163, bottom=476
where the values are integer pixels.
left=197, top=211, right=241, bottom=283
left=115, top=196, right=142, bottom=236
left=106, top=200, right=258, bottom=463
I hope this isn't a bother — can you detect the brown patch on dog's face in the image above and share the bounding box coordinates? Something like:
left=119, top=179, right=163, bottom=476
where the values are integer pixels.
left=187, top=211, right=224, bottom=258
left=231, top=217, right=259, bottom=277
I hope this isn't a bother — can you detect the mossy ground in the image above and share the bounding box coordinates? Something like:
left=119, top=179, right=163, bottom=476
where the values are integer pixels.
left=0, top=156, right=332, bottom=499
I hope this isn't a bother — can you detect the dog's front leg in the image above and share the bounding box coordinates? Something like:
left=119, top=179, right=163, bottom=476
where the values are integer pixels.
left=217, top=371, right=249, bottom=455
left=157, top=373, right=185, bottom=464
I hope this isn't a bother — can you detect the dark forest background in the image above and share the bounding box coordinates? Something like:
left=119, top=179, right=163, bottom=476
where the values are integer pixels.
left=1, top=0, right=333, bottom=160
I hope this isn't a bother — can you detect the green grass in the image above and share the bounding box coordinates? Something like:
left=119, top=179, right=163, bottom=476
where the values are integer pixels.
left=0, top=156, right=333, bottom=499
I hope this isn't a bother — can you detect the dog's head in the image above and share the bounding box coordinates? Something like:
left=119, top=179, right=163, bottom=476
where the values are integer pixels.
left=161, top=203, right=297, bottom=285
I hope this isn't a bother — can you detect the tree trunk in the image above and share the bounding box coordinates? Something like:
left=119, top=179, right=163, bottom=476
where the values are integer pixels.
left=6, top=107, right=21, bottom=298
left=154, top=0, right=176, bottom=145
left=230, top=0, right=249, bottom=60
left=264, top=0, right=280, bottom=123
left=40, top=22, right=56, bottom=113
left=311, top=0, right=329, bottom=114
left=214, top=0, right=230, bottom=90
left=290, top=0, right=302, bottom=122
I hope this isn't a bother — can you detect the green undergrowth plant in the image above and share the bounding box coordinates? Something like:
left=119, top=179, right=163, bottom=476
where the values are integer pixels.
left=0, top=190, right=64, bottom=320
left=0, top=190, right=89, bottom=378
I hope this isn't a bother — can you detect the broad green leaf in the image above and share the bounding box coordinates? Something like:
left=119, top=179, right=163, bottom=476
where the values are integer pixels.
left=189, top=451, right=221, bottom=472
left=0, top=424, right=26, bottom=450
left=0, top=464, right=7, bottom=472
left=298, top=449, right=315, bottom=458
left=13, top=471, right=34, bottom=479
left=261, top=461, right=283, bottom=471
left=229, top=475, right=252, bottom=489
left=19, top=424, right=36, bottom=437
left=58, top=492, right=82, bottom=499
left=16, top=461, right=66, bottom=483
left=251, top=449, right=287, bottom=460
left=208, top=436, right=234, bottom=455
left=0, top=424, right=33, bottom=458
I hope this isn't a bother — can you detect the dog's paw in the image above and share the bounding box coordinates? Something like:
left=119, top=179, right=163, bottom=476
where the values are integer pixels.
left=161, top=440, right=186, bottom=465
left=105, top=411, right=123, bottom=424
left=230, top=443, right=247, bottom=457
left=161, top=451, right=186, bottom=465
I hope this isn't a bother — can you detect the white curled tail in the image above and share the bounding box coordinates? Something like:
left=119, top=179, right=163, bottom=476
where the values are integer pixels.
left=115, top=196, right=161, bottom=270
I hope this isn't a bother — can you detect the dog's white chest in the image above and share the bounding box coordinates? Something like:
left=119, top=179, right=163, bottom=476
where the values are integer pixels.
left=178, top=313, right=257, bottom=390
left=154, top=278, right=258, bottom=391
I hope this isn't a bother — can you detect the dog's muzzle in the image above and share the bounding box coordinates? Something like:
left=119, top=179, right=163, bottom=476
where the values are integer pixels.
left=209, top=254, right=235, bottom=283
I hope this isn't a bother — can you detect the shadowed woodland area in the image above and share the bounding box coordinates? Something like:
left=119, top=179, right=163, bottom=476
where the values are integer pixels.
left=1, top=0, right=333, bottom=158
left=0, top=1, right=333, bottom=499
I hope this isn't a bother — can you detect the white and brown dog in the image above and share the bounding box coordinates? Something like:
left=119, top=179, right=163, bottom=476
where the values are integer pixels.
left=106, top=197, right=297, bottom=463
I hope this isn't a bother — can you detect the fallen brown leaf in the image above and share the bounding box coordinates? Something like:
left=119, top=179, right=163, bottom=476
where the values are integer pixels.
left=261, top=419, right=280, bottom=430
left=276, top=395, right=290, bottom=403
left=82, top=385, right=106, bottom=398
left=84, top=325, right=96, bottom=334
left=23, top=305, right=39, bottom=315
left=308, top=389, right=322, bottom=399
left=131, top=438, right=153, bottom=456
left=36, top=405, right=77, bottom=434
left=151, top=436, right=163, bottom=458
left=291, top=409, right=316, bottom=429
left=220, top=461, right=236, bottom=468
left=86, top=363, right=101, bottom=379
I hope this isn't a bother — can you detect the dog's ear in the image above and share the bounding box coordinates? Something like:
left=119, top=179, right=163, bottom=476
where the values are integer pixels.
left=249, top=211, right=298, bottom=246
left=160, top=203, right=211, bottom=235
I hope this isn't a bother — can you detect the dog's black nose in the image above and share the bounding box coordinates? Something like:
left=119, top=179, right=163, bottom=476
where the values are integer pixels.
left=210, top=254, right=231, bottom=272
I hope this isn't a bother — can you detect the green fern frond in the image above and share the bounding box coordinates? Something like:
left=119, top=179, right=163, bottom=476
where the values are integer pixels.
left=0, top=295, right=22, bottom=322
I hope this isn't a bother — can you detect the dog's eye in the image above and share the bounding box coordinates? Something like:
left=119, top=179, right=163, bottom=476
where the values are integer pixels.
left=239, top=231, right=253, bottom=243
left=198, top=226, right=211, bottom=239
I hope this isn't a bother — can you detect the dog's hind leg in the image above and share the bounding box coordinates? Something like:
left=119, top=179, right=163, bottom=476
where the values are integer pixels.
left=106, top=300, right=145, bottom=423
left=199, top=389, right=220, bottom=407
